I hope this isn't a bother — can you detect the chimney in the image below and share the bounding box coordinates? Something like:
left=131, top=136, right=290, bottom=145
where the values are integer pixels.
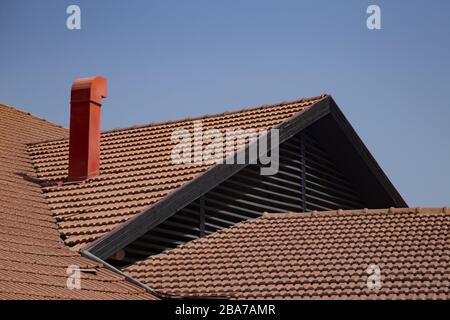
left=68, top=76, right=107, bottom=182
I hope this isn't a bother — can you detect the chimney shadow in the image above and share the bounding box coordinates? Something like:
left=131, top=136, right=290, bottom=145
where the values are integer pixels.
left=15, top=172, right=61, bottom=187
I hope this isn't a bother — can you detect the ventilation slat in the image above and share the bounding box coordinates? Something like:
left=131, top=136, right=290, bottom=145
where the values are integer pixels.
left=119, top=130, right=367, bottom=265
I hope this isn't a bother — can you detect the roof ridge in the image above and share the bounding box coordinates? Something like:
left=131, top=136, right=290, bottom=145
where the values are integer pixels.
left=103, top=94, right=329, bottom=134
left=22, top=93, right=330, bottom=146
left=25, top=93, right=330, bottom=146
left=26, top=94, right=328, bottom=146
left=0, top=103, right=66, bottom=130
left=262, top=207, right=450, bottom=219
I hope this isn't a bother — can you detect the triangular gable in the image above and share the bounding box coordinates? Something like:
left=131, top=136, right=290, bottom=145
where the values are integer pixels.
left=29, top=96, right=322, bottom=250
left=86, top=96, right=406, bottom=261
left=116, top=129, right=368, bottom=264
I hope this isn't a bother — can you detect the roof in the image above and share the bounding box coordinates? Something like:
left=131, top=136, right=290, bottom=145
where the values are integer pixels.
left=124, top=207, right=450, bottom=300
left=87, top=94, right=406, bottom=260
left=0, top=104, right=156, bottom=299
left=28, top=95, right=327, bottom=250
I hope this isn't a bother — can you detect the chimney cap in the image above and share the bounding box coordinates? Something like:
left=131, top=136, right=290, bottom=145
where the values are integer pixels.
left=71, top=76, right=107, bottom=105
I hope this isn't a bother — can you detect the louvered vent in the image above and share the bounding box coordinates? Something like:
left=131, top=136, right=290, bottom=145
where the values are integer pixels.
left=113, top=130, right=366, bottom=265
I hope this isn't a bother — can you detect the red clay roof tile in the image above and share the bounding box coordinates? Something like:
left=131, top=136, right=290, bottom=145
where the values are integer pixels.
left=124, top=207, right=450, bottom=300
left=0, top=103, right=157, bottom=300
left=28, top=95, right=327, bottom=249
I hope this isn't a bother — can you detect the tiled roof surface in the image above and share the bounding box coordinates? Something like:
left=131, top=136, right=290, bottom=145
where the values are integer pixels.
left=28, top=95, right=327, bottom=249
left=124, top=208, right=450, bottom=300
left=0, top=104, right=155, bottom=299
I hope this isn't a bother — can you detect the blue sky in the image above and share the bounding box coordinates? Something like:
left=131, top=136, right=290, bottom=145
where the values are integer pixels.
left=1, top=0, right=449, bottom=207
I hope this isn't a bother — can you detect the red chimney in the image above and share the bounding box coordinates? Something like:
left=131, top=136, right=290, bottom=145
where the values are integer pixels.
left=68, top=76, right=107, bottom=182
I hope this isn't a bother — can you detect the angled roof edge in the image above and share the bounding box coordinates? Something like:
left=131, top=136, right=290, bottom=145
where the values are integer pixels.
left=0, top=102, right=67, bottom=131
left=102, top=94, right=328, bottom=134
left=327, top=98, right=407, bottom=208
left=87, top=96, right=331, bottom=258
left=86, top=96, right=406, bottom=259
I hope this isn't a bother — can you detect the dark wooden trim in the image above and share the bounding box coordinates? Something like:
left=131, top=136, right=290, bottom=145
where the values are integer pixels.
left=327, top=98, right=407, bottom=208
left=87, top=98, right=331, bottom=259
left=199, top=196, right=205, bottom=237
left=300, top=134, right=307, bottom=211
left=87, top=96, right=406, bottom=260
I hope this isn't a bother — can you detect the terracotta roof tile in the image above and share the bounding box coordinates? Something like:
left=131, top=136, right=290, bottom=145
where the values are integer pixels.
left=0, top=104, right=156, bottom=300
left=28, top=95, right=327, bottom=249
left=124, top=207, right=450, bottom=300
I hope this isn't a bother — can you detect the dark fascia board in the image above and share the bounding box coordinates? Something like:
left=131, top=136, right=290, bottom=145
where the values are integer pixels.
left=327, top=98, right=407, bottom=208
left=87, top=97, right=331, bottom=259
left=87, top=96, right=407, bottom=259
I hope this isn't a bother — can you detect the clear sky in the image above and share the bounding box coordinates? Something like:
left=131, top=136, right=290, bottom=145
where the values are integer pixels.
left=1, top=0, right=449, bottom=207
